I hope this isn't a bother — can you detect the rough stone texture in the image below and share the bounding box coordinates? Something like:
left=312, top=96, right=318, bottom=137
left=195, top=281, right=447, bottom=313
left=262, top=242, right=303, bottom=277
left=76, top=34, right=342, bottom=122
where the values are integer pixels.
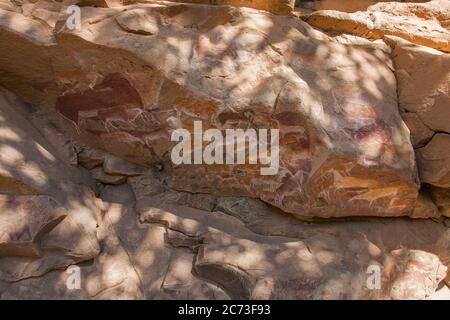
left=296, top=0, right=431, bottom=13
left=300, top=5, right=450, bottom=218
left=126, top=172, right=450, bottom=299
left=0, top=195, right=66, bottom=259
left=0, top=3, right=426, bottom=218
left=411, top=191, right=440, bottom=219
left=160, top=0, right=295, bottom=15
left=416, top=134, right=450, bottom=188
left=77, top=146, right=106, bottom=169
left=0, top=8, right=57, bottom=109
left=196, top=231, right=447, bottom=300
left=30, top=111, right=79, bottom=166
left=0, top=0, right=449, bottom=300
left=387, top=249, right=447, bottom=300
left=388, top=36, right=450, bottom=135
left=99, top=183, right=230, bottom=299
left=21, top=0, right=63, bottom=29
left=90, top=167, right=127, bottom=184
left=0, top=184, right=144, bottom=299
left=103, top=154, right=147, bottom=176
left=1, top=177, right=448, bottom=299
left=160, top=247, right=230, bottom=299
left=0, top=183, right=230, bottom=299
left=0, top=1, right=16, bottom=12
left=430, top=187, right=450, bottom=218
left=401, top=112, right=434, bottom=149
left=0, top=89, right=100, bottom=281
left=134, top=176, right=450, bottom=299
left=302, top=0, right=450, bottom=53
left=64, top=0, right=296, bottom=14
left=69, top=0, right=138, bottom=8
left=385, top=36, right=450, bottom=195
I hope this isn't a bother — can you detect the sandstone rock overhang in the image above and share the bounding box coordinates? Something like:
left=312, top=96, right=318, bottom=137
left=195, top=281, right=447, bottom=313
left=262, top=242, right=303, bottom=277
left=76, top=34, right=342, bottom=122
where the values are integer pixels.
left=0, top=3, right=424, bottom=218
left=155, top=0, right=296, bottom=15
left=301, top=0, right=450, bottom=53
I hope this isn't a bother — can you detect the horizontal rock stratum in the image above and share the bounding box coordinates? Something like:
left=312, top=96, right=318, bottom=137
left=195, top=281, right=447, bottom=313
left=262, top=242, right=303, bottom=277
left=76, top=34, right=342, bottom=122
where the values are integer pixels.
left=0, top=0, right=449, bottom=300
left=162, top=0, right=295, bottom=15
left=0, top=3, right=426, bottom=218
left=302, top=0, right=450, bottom=53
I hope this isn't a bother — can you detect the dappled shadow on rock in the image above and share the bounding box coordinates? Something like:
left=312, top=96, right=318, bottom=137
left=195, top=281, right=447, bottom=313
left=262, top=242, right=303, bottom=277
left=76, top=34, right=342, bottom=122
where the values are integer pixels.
left=132, top=173, right=450, bottom=299
left=0, top=2, right=426, bottom=218
left=0, top=1, right=449, bottom=300
left=0, top=88, right=100, bottom=283
left=301, top=0, right=450, bottom=52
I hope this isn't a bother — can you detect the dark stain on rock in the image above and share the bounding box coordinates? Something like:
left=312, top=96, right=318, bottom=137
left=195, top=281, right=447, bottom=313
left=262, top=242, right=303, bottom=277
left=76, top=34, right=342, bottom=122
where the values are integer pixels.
left=280, top=132, right=309, bottom=148
left=56, top=73, right=143, bottom=122
left=217, top=112, right=248, bottom=125
left=274, top=112, right=305, bottom=126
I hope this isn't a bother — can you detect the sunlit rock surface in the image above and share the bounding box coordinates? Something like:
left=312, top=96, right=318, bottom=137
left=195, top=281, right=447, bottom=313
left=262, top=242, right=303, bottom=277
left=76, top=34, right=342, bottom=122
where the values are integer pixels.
left=302, top=0, right=450, bottom=53
left=0, top=89, right=100, bottom=282
left=0, top=0, right=449, bottom=300
left=165, top=0, right=295, bottom=15
left=135, top=175, right=450, bottom=300
left=386, top=36, right=450, bottom=190
left=0, top=3, right=422, bottom=218
left=295, top=0, right=431, bottom=13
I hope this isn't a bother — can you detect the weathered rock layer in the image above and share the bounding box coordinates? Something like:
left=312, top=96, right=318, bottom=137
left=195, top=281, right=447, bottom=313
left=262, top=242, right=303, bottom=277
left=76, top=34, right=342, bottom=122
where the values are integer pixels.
left=0, top=3, right=425, bottom=218
left=0, top=0, right=449, bottom=300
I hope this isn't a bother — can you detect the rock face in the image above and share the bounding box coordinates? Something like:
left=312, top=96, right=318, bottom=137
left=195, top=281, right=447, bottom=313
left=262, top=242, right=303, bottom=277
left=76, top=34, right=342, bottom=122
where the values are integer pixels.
left=302, top=0, right=450, bottom=53
left=0, top=89, right=100, bottom=282
left=0, top=0, right=449, bottom=300
left=296, top=0, right=431, bottom=13
left=165, top=0, right=295, bottom=15
left=0, top=195, right=66, bottom=259
left=303, top=4, right=450, bottom=219
left=0, top=168, right=448, bottom=299
left=416, top=134, right=450, bottom=188
left=430, top=186, right=450, bottom=218
left=135, top=177, right=450, bottom=300
left=400, top=112, right=434, bottom=148
left=0, top=3, right=424, bottom=219
left=389, top=36, right=450, bottom=136
left=386, top=36, right=450, bottom=190
left=64, top=0, right=296, bottom=14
